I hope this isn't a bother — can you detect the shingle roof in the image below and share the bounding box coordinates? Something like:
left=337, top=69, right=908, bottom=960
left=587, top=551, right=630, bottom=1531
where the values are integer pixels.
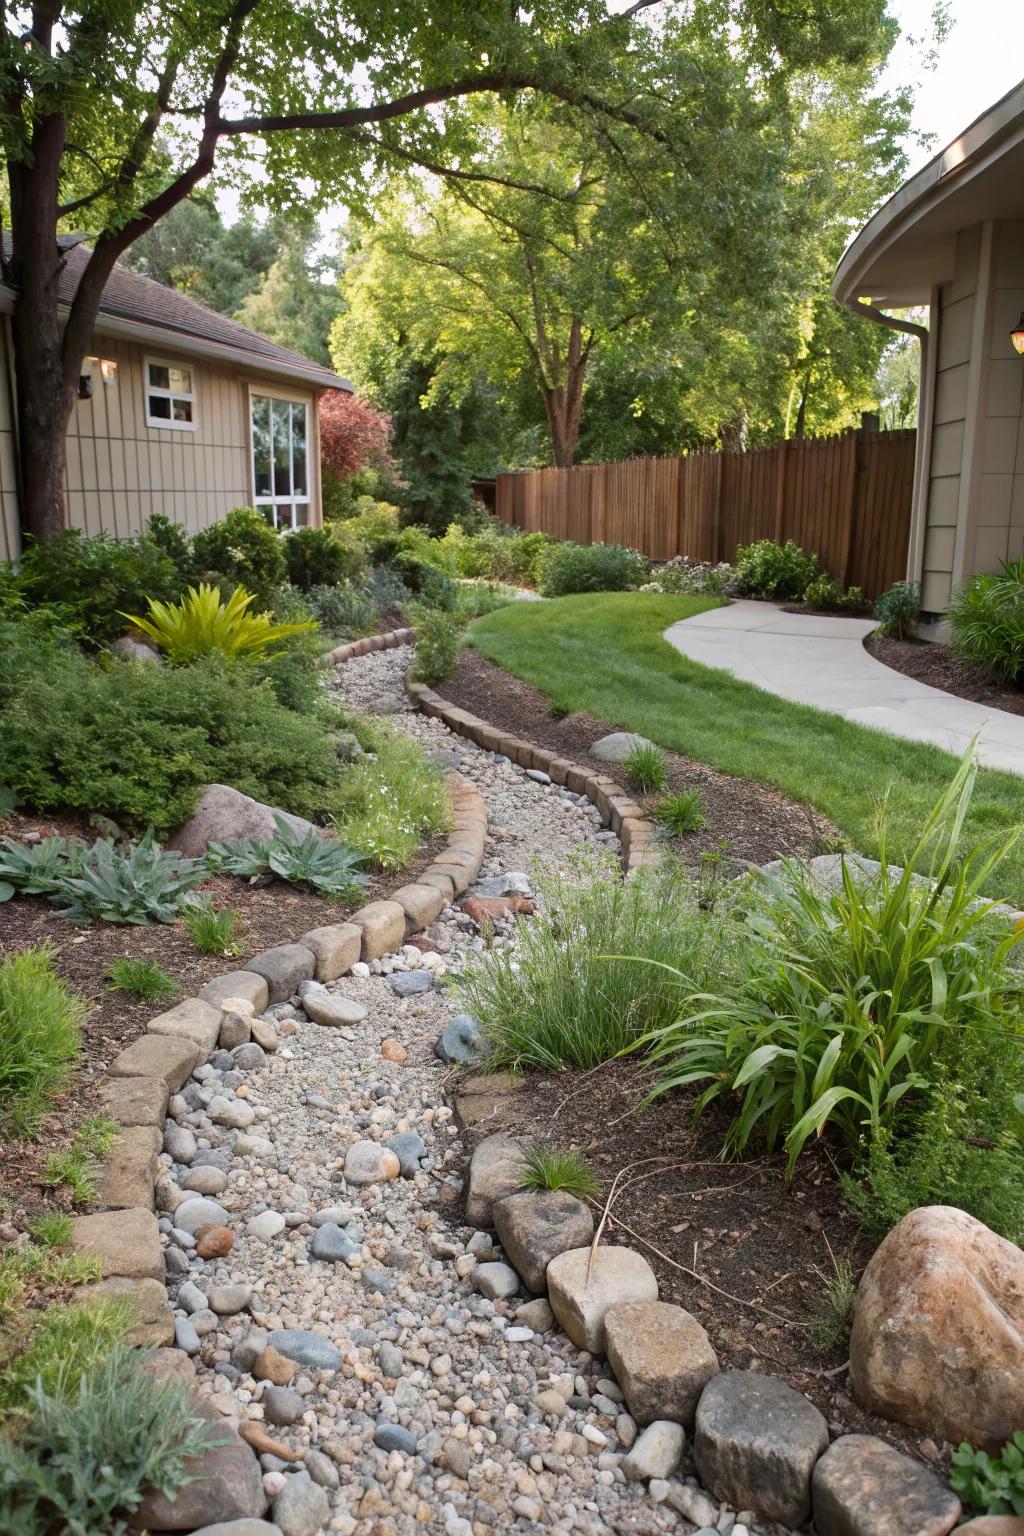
left=4, top=237, right=351, bottom=392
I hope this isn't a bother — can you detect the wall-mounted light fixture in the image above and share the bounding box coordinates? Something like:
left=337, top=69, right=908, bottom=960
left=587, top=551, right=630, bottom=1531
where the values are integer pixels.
left=78, top=374, right=93, bottom=400
left=99, top=358, right=118, bottom=384
left=1011, top=312, right=1024, bottom=356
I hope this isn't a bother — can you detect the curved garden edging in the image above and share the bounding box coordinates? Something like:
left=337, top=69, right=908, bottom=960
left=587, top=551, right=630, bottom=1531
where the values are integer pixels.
left=66, top=750, right=487, bottom=1525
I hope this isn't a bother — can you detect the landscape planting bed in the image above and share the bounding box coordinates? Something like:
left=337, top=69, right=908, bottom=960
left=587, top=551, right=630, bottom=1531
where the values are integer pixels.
left=866, top=631, right=1024, bottom=716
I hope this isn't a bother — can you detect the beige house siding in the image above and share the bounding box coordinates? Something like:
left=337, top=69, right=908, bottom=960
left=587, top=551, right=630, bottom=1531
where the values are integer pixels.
left=920, top=218, right=1024, bottom=615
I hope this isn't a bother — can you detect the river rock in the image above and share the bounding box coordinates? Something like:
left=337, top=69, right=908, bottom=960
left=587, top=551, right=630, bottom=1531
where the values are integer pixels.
left=850, top=1205, right=1024, bottom=1450
left=268, top=1328, right=342, bottom=1372
left=474, top=1261, right=520, bottom=1300
left=547, top=1246, right=659, bottom=1353
left=136, top=1399, right=268, bottom=1529
left=621, top=1421, right=686, bottom=1482
left=309, top=1223, right=359, bottom=1263
left=604, top=1300, right=719, bottom=1427
left=297, top=980, right=367, bottom=1028
left=262, top=1385, right=304, bottom=1426
left=208, top=1095, right=255, bottom=1129
left=694, top=1370, right=829, bottom=1526
left=465, top=1134, right=528, bottom=1226
left=272, top=1470, right=330, bottom=1536
left=493, top=1189, right=595, bottom=1293
left=184, top=1165, right=228, bottom=1195
left=389, top=969, right=432, bottom=997
left=436, top=1013, right=487, bottom=1065
left=175, top=1197, right=231, bottom=1235
left=385, top=1131, right=427, bottom=1177
left=812, top=1434, right=961, bottom=1536
left=344, top=1140, right=400, bottom=1185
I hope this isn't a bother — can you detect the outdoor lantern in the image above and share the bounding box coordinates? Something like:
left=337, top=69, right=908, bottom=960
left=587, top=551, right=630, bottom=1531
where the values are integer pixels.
left=1012, top=312, right=1024, bottom=356
left=99, top=358, right=118, bottom=384
left=78, top=374, right=93, bottom=400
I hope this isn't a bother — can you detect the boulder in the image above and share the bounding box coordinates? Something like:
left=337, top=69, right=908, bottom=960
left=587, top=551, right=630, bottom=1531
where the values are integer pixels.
left=465, top=1134, right=528, bottom=1227
left=167, top=783, right=322, bottom=859
left=591, top=732, right=656, bottom=763
left=604, top=1300, right=719, bottom=1428
left=97, top=1074, right=168, bottom=1129
left=547, top=1246, right=659, bottom=1353
left=849, top=1206, right=1024, bottom=1450
left=111, top=633, right=162, bottom=663
left=301, top=923, right=362, bottom=981
left=148, top=997, right=222, bottom=1056
left=493, top=1190, right=595, bottom=1294
left=97, top=1125, right=160, bottom=1210
left=694, top=1370, right=829, bottom=1527
left=108, top=1034, right=199, bottom=1092
left=436, top=1013, right=487, bottom=1065
left=199, top=971, right=270, bottom=1013
left=350, top=900, right=406, bottom=961
left=454, top=1071, right=524, bottom=1131
left=135, top=1399, right=268, bottom=1529
left=76, top=1275, right=173, bottom=1347
left=812, top=1434, right=961, bottom=1536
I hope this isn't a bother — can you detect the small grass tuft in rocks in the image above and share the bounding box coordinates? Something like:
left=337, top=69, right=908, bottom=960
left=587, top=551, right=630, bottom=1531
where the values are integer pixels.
left=809, top=1254, right=857, bottom=1352
left=650, top=787, right=707, bottom=837
left=181, top=894, right=242, bottom=956
left=43, top=1116, right=119, bottom=1203
left=105, top=956, right=180, bottom=1003
left=522, top=1143, right=601, bottom=1200
left=623, top=740, right=668, bottom=793
left=27, top=1211, right=73, bottom=1248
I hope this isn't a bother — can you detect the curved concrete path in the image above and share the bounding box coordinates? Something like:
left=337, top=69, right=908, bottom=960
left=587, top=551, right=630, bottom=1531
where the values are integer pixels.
left=663, top=600, right=1024, bottom=777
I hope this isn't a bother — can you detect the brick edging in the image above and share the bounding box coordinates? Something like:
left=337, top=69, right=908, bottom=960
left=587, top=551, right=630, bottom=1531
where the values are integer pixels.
left=324, top=626, right=416, bottom=665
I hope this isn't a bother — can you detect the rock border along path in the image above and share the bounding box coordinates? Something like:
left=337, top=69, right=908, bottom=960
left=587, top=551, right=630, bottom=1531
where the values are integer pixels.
left=67, top=632, right=964, bottom=1536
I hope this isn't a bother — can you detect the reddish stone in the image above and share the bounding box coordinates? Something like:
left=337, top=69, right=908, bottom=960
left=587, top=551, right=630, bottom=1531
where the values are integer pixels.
left=194, top=1223, right=234, bottom=1259
left=381, top=1038, right=408, bottom=1063
left=460, top=895, right=536, bottom=927
left=407, top=935, right=441, bottom=953
left=238, top=1421, right=304, bottom=1461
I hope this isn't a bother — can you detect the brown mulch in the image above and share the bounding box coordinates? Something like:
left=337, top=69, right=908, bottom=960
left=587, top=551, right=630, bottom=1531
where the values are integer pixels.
left=0, top=808, right=446, bottom=1224
left=493, top=1058, right=941, bottom=1464
left=866, top=632, right=1024, bottom=717
left=439, top=648, right=837, bottom=872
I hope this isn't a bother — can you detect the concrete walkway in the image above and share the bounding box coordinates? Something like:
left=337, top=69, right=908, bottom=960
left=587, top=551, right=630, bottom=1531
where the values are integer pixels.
left=663, top=601, right=1024, bottom=777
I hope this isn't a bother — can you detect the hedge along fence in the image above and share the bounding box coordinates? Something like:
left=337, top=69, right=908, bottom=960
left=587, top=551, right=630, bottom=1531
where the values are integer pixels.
left=495, top=427, right=917, bottom=600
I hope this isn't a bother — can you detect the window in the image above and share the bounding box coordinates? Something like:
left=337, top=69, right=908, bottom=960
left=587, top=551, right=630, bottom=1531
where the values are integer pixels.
left=251, top=394, right=309, bottom=529
left=144, top=357, right=196, bottom=429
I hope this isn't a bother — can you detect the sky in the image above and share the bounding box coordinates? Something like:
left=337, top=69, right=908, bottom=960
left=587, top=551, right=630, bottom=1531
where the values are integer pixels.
left=885, top=0, right=1024, bottom=174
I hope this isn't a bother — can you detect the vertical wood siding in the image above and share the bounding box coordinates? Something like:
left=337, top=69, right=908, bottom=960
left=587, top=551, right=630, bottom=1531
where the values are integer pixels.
left=495, top=429, right=916, bottom=600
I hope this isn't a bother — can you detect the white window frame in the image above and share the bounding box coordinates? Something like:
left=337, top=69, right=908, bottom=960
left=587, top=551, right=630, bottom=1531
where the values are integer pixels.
left=144, top=355, right=197, bottom=431
left=249, top=391, right=310, bottom=531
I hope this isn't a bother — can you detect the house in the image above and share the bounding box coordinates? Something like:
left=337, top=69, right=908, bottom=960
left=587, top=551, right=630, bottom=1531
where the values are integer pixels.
left=0, top=239, right=352, bottom=561
left=832, top=80, right=1024, bottom=629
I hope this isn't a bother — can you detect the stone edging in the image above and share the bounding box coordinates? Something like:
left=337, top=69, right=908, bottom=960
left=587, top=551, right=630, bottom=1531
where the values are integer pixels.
left=67, top=755, right=487, bottom=1507
left=324, top=626, right=416, bottom=665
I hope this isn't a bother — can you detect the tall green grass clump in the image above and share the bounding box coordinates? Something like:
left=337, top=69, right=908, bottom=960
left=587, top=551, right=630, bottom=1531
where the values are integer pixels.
left=456, top=852, right=735, bottom=1070
left=637, top=747, right=1024, bottom=1173
left=333, top=723, right=450, bottom=871
left=0, top=947, right=85, bottom=1136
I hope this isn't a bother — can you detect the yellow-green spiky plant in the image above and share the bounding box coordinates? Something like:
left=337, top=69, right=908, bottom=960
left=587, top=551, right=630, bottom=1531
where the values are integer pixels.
left=121, top=583, right=317, bottom=664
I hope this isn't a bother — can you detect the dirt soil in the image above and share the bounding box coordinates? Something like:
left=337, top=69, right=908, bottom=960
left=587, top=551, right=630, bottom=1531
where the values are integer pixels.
left=440, top=648, right=835, bottom=871
left=866, top=631, right=1024, bottom=717
left=0, top=808, right=446, bottom=1225
left=491, top=1058, right=942, bottom=1465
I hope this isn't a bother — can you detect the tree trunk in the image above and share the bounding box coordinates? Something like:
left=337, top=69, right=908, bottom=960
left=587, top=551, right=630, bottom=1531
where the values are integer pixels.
left=540, top=319, right=588, bottom=467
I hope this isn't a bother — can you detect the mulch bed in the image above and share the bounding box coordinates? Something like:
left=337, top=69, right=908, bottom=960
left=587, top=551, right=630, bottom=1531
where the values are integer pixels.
left=439, top=648, right=836, bottom=871
left=493, top=1059, right=939, bottom=1464
left=0, top=807, right=446, bottom=1224
left=866, top=632, right=1024, bottom=717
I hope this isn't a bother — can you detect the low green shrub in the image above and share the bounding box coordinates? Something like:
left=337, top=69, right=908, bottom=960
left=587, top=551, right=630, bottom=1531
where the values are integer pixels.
left=363, top=564, right=412, bottom=616
left=333, top=724, right=449, bottom=871
left=951, top=558, right=1024, bottom=683
left=283, top=527, right=354, bottom=590
left=0, top=1344, right=223, bottom=1534
left=651, top=788, right=707, bottom=837
left=873, top=578, right=920, bottom=638
left=205, top=814, right=367, bottom=899
left=190, top=506, right=286, bottom=609
left=0, top=946, right=85, bottom=1137
left=733, top=538, right=820, bottom=600
left=538, top=540, right=649, bottom=598
left=411, top=610, right=463, bottom=685
left=623, top=740, right=668, bottom=794
left=17, top=529, right=184, bottom=645
left=306, top=582, right=377, bottom=636
left=123, top=583, right=318, bottom=664
left=345, top=497, right=402, bottom=560
left=802, top=573, right=867, bottom=612
left=636, top=749, right=1024, bottom=1172
left=105, top=958, right=180, bottom=1003
left=951, top=1433, right=1024, bottom=1516
left=0, top=831, right=205, bottom=924
left=522, top=1144, right=601, bottom=1200
left=394, top=553, right=458, bottom=609
left=180, top=895, right=242, bottom=955
left=456, top=852, right=733, bottom=1070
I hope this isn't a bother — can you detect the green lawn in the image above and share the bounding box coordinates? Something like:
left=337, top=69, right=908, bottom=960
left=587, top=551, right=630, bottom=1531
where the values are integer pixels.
left=470, top=591, right=1024, bottom=905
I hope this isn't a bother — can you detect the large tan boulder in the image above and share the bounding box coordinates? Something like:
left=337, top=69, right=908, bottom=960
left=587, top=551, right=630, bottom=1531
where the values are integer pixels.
left=850, top=1205, right=1024, bottom=1450
left=168, top=783, right=322, bottom=858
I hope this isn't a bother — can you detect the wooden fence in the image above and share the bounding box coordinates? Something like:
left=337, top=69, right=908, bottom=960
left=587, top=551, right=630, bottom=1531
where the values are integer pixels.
left=494, top=429, right=916, bottom=599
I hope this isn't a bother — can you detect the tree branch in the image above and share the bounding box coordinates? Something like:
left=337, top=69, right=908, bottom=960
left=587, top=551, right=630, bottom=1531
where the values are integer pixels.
left=351, top=127, right=595, bottom=202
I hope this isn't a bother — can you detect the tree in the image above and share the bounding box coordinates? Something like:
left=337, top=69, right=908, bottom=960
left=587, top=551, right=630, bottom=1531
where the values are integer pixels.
left=120, top=199, right=284, bottom=314
left=318, top=388, right=395, bottom=483
left=1, top=0, right=896, bottom=543
left=234, top=230, right=342, bottom=365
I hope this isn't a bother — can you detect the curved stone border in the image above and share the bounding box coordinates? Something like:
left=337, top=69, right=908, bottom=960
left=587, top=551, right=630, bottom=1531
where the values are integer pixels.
left=68, top=760, right=487, bottom=1480
left=324, top=625, right=416, bottom=665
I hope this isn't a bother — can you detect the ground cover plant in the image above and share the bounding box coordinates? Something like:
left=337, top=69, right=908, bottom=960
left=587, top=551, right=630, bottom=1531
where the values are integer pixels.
left=951, top=1433, right=1024, bottom=1516
left=180, top=895, right=243, bottom=955
left=650, top=788, right=707, bottom=837
left=332, top=723, right=450, bottom=871
left=0, top=947, right=85, bottom=1136
left=205, top=815, right=367, bottom=900
left=951, top=557, right=1024, bottom=684
left=468, top=592, right=1024, bottom=905
left=105, top=958, right=179, bottom=1002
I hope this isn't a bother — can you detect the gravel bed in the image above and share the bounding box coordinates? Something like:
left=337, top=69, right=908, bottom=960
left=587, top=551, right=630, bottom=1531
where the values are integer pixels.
left=157, top=648, right=723, bottom=1534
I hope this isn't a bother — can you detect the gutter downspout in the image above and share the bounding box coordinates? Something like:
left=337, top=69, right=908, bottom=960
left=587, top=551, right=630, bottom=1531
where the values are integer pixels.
left=844, top=298, right=931, bottom=587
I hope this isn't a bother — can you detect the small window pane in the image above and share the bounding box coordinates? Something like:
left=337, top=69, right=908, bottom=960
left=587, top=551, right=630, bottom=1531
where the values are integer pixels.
left=252, top=398, right=271, bottom=497
left=293, top=502, right=309, bottom=527
left=149, top=394, right=171, bottom=420
left=272, top=402, right=290, bottom=496
left=292, top=405, right=307, bottom=496
left=172, top=398, right=193, bottom=423
left=168, top=366, right=192, bottom=394
left=148, top=362, right=170, bottom=389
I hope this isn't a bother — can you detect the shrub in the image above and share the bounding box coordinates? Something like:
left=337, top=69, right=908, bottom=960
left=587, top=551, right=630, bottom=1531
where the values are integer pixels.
left=651, top=788, right=707, bottom=837
left=538, top=540, right=649, bottom=598
left=951, top=558, right=1024, bottom=683
left=17, top=529, right=184, bottom=645
left=0, top=946, right=85, bottom=1136
left=394, top=553, right=458, bottom=609
left=283, top=527, right=354, bottom=590
left=802, top=574, right=867, bottom=613
left=144, top=513, right=192, bottom=577
left=332, top=725, right=449, bottom=871
left=180, top=895, right=242, bottom=955
left=733, top=538, right=820, bottom=600
left=651, top=557, right=736, bottom=596
left=0, top=1344, right=223, bottom=1533
left=106, top=957, right=180, bottom=1002
left=951, top=1433, right=1024, bottom=1516
left=0, top=831, right=205, bottom=925
left=623, top=740, right=668, bottom=794
left=411, top=610, right=462, bottom=685
left=205, top=815, right=367, bottom=900
left=326, top=521, right=370, bottom=585
left=306, top=582, right=377, bottom=636
left=456, top=852, right=733, bottom=1070
left=637, top=749, right=1024, bottom=1172
left=522, top=1144, right=601, bottom=1200
left=345, top=497, right=402, bottom=560
left=190, top=506, right=286, bottom=608
left=123, top=583, right=318, bottom=664
left=873, top=578, right=921, bottom=638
